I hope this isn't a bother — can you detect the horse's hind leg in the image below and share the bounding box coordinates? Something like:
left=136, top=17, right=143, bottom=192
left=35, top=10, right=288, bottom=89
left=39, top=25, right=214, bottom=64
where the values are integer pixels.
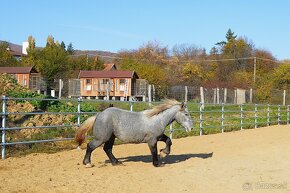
left=158, top=134, right=172, bottom=156
left=83, top=138, right=103, bottom=166
left=103, top=134, right=121, bottom=165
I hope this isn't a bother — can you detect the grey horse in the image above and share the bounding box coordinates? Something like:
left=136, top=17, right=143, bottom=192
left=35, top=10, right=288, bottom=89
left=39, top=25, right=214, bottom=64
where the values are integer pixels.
left=75, top=99, right=193, bottom=167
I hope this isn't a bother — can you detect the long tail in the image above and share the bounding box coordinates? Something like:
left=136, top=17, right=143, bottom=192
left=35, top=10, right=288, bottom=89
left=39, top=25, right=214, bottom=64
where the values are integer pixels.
left=75, top=114, right=98, bottom=146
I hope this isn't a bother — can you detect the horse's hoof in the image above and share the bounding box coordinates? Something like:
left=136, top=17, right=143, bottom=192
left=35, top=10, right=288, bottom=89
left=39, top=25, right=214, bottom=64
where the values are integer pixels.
left=153, top=161, right=162, bottom=167
left=85, top=163, right=94, bottom=168
left=112, top=161, right=123, bottom=166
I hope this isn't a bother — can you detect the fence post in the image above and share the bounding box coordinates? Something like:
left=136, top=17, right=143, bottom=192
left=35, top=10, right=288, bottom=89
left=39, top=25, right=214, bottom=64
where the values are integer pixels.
left=76, top=97, right=82, bottom=150
left=283, top=90, right=286, bottom=106
left=77, top=97, right=81, bottom=126
left=221, top=103, right=224, bottom=133
left=240, top=104, right=243, bottom=130
left=148, top=84, right=152, bottom=104
left=185, top=86, right=188, bottom=104
left=223, top=88, right=227, bottom=104
left=130, top=101, right=133, bottom=112
left=217, top=88, right=220, bottom=104
left=234, top=89, right=237, bottom=104
left=1, top=95, right=7, bottom=159
left=200, top=87, right=204, bottom=110
left=287, top=105, right=289, bottom=124
left=254, top=104, right=258, bottom=128
left=213, top=88, right=217, bottom=104
left=278, top=105, right=280, bottom=125
left=169, top=123, right=173, bottom=140
left=250, top=88, right=253, bottom=103
left=199, top=102, right=203, bottom=136
left=267, top=104, right=270, bottom=126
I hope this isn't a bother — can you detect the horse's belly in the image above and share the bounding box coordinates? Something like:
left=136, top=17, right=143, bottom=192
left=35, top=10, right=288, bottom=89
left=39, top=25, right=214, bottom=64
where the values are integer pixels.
left=114, top=131, right=148, bottom=143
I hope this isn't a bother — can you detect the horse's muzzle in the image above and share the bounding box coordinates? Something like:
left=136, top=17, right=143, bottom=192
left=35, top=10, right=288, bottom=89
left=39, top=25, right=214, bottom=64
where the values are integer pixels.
left=186, top=127, right=193, bottom=132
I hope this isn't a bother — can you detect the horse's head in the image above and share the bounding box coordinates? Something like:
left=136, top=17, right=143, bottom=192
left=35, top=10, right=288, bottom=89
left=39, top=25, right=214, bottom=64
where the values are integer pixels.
left=175, top=102, right=193, bottom=132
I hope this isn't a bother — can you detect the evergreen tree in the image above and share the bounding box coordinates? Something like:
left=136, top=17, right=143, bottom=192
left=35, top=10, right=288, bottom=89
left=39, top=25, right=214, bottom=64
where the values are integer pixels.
left=216, top=28, right=237, bottom=46
left=60, top=41, right=66, bottom=50
left=67, top=42, right=74, bottom=55
left=225, top=28, right=237, bottom=41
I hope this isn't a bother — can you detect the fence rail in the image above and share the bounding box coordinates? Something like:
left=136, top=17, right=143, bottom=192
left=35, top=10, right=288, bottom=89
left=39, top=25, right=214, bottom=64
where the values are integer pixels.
left=1, top=96, right=289, bottom=159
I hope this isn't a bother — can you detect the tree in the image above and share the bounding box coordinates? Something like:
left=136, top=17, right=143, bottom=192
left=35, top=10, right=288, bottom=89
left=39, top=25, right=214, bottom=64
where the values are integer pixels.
left=216, top=28, right=237, bottom=46
left=0, top=41, right=19, bottom=66
left=172, top=44, right=206, bottom=61
left=214, top=29, right=254, bottom=84
left=67, top=42, right=74, bottom=55
left=38, top=43, right=68, bottom=88
left=272, top=63, right=290, bottom=90
left=116, top=42, right=170, bottom=98
left=27, top=35, right=35, bottom=51
left=60, top=41, right=66, bottom=50
left=93, top=56, right=104, bottom=70
left=46, top=35, right=55, bottom=47
left=23, top=35, right=69, bottom=89
left=22, top=35, right=40, bottom=67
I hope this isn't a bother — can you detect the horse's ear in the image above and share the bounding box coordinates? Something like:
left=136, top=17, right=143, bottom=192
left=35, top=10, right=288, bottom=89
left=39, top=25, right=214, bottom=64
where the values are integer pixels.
left=182, top=101, right=189, bottom=110
left=181, top=102, right=185, bottom=108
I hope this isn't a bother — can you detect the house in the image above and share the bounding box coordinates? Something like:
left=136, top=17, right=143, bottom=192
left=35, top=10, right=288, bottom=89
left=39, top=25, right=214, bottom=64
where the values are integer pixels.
left=68, top=63, right=148, bottom=100
left=78, top=70, right=139, bottom=100
left=0, top=66, right=44, bottom=91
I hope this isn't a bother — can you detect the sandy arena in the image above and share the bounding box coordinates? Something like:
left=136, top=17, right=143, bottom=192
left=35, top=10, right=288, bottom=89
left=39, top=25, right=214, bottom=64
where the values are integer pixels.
left=0, top=125, right=289, bottom=193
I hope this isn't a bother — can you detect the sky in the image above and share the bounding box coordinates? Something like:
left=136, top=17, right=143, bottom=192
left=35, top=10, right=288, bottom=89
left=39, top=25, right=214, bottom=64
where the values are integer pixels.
left=1, top=0, right=290, bottom=60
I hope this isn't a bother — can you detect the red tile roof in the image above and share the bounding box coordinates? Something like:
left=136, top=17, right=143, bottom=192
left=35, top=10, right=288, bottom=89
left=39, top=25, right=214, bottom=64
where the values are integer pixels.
left=0, top=67, right=37, bottom=74
left=79, top=70, right=138, bottom=79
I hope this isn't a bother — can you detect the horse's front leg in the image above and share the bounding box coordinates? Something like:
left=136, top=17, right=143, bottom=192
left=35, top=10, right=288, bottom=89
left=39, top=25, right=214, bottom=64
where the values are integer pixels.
left=148, top=140, right=159, bottom=167
left=158, top=134, right=172, bottom=157
left=103, top=134, right=121, bottom=166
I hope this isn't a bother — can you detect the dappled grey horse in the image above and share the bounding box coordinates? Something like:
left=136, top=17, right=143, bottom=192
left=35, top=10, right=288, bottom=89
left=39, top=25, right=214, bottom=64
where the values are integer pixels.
left=75, top=99, right=193, bottom=167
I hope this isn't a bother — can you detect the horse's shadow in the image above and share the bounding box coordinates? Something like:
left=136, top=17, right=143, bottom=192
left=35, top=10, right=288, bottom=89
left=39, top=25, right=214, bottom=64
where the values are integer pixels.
left=117, top=152, right=213, bottom=165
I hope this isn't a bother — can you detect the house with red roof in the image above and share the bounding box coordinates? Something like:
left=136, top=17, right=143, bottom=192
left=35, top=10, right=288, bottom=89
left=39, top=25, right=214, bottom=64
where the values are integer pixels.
left=78, top=70, right=139, bottom=100
left=0, top=66, right=42, bottom=90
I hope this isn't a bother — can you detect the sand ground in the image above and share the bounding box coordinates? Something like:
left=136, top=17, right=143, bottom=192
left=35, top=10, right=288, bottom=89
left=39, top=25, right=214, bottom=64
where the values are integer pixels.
left=0, top=125, right=290, bottom=193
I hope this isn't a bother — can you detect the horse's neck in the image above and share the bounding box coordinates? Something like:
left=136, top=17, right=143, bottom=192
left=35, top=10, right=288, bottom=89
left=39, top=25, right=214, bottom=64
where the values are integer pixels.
left=155, top=105, right=179, bottom=127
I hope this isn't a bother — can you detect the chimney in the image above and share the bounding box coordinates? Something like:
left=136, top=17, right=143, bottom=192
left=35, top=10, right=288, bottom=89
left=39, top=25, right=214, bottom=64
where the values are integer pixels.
left=22, top=42, right=29, bottom=55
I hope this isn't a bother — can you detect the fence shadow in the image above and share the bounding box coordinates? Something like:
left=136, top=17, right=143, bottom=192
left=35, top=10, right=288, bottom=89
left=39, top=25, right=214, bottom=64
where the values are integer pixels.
left=117, top=152, right=213, bottom=165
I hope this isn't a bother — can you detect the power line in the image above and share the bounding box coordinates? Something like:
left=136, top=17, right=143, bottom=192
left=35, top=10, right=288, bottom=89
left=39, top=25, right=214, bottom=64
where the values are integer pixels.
left=70, top=53, right=286, bottom=64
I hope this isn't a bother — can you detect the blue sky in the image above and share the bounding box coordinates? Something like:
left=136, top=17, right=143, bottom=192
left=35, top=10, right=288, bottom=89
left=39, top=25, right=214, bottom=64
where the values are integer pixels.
left=1, top=0, right=289, bottom=59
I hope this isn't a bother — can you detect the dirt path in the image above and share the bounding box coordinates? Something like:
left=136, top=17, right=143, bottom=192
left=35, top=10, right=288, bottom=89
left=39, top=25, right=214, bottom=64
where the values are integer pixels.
left=1, top=125, right=290, bottom=193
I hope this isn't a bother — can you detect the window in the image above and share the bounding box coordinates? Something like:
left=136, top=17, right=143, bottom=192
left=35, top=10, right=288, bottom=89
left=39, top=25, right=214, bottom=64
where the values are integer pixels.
left=119, top=79, right=126, bottom=91
left=99, top=79, right=111, bottom=91
left=23, top=75, right=27, bottom=86
left=93, top=79, right=98, bottom=90
left=86, top=79, right=92, bottom=91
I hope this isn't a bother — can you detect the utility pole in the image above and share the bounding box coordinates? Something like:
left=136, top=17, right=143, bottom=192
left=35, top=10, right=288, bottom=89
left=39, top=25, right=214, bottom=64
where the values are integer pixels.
left=253, top=57, right=257, bottom=84
left=86, top=54, right=89, bottom=65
